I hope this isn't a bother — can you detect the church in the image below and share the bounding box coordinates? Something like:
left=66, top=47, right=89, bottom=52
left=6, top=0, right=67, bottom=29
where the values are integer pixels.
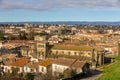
left=21, top=35, right=105, bottom=68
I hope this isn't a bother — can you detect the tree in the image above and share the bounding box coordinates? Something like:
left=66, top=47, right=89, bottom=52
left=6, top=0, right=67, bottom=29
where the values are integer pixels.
left=2, top=72, right=11, bottom=80
left=19, top=32, right=27, bottom=40
left=71, top=69, right=76, bottom=77
left=11, top=67, right=19, bottom=76
left=27, top=31, right=34, bottom=40
left=25, top=73, right=34, bottom=80
left=0, top=31, right=4, bottom=40
left=118, top=42, right=120, bottom=56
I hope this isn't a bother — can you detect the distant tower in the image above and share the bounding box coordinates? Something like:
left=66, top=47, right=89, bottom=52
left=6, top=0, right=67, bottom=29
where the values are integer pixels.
left=118, top=42, right=120, bottom=56
left=35, top=35, right=48, bottom=59
left=91, top=48, right=96, bottom=69
left=97, top=51, right=104, bottom=66
left=91, top=48, right=104, bottom=68
left=58, top=29, right=62, bottom=35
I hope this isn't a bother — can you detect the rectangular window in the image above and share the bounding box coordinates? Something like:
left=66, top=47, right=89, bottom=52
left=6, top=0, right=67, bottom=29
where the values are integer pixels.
left=55, top=65, right=57, bottom=70
left=42, top=67, right=44, bottom=72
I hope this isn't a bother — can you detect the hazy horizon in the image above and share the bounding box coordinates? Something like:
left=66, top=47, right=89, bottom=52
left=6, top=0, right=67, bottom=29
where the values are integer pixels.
left=0, top=0, right=120, bottom=22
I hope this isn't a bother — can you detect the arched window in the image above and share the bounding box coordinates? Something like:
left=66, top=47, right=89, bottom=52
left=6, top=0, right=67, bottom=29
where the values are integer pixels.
left=74, top=52, right=77, bottom=55
left=68, top=52, right=71, bottom=55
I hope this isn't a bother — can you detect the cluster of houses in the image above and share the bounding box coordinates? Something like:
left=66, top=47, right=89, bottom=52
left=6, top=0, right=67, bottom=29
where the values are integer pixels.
left=0, top=24, right=120, bottom=53
left=0, top=24, right=119, bottom=79
left=0, top=35, right=107, bottom=77
left=1, top=36, right=112, bottom=74
left=0, top=54, right=89, bottom=77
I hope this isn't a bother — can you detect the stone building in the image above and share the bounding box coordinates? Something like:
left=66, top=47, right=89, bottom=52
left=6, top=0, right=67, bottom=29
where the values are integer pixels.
left=35, top=35, right=49, bottom=59
left=118, top=42, right=120, bottom=56
left=21, top=35, right=105, bottom=67
left=50, top=45, right=105, bottom=67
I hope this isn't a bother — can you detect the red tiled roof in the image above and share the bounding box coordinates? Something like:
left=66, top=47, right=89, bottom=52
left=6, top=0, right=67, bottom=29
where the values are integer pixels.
left=1, top=54, right=17, bottom=59
left=39, top=59, right=53, bottom=67
left=72, top=60, right=86, bottom=69
left=10, top=57, right=30, bottom=67
left=53, top=58, right=76, bottom=66
left=53, top=58, right=87, bottom=69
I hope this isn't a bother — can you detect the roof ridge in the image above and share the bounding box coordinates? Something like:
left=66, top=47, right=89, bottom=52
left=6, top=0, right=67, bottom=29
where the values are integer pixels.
left=70, top=59, right=78, bottom=67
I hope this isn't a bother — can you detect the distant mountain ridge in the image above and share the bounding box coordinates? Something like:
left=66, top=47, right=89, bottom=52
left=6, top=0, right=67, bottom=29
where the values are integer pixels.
left=0, top=21, right=120, bottom=25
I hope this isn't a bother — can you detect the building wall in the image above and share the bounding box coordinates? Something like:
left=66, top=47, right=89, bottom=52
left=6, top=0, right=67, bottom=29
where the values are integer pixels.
left=37, top=42, right=47, bottom=59
left=51, top=49, right=104, bottom=67
left=118, top=43, right=120, bottom=56
left=38, top=66, right=47, bottom=74
left=23, top=66, right=31, bottom=73
left=0, top=42, right=2, bottom=48
left=18, top=67, right=23, bottom=73
left=51, top=49, right=92, bottom=57
left=52, top=64, right=69, bottom=76
left=35, top=36, right=48, bottom=59
left=75, top=68, right=82, bottom=74
left=3, top=66, right=12, bottom=73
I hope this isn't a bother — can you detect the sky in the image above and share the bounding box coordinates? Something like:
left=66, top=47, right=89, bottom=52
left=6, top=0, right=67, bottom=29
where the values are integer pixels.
left=0, top=0, right=120, bottom=22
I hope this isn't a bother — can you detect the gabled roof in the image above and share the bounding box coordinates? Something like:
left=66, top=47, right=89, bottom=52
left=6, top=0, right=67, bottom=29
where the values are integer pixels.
left=1, top=54, right=17, bottom=59
left=10, top=57, right=30, bottom=67
left=26, top=59, right=54, bottom=68
left=53, top=58, right=87, bottom=69
left=52, top=45, right=92, bottom=51
left=52, top=45, right=104, bottom=51
left=72, top=60, right=87, bottom=69
left=53, top=58, right=76, bottom=66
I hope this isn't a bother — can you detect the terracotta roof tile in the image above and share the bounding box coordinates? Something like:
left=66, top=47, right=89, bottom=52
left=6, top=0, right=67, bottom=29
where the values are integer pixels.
left=53, top=58, right=87, bottom=69
left=27, top=62, right=40, bottom=68
left=39, top=59, right=53, bottom=67
left=10, top=57, right=30, bottom=67
left=53, top=58, right=76, bottom=66
left=72, top=60, right=86, bottom=69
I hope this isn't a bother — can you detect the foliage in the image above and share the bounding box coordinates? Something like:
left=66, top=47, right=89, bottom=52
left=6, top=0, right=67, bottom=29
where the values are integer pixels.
left=26, top=31, right=34, bottom=40
left=114, top=56, right=120, bottom=61
left=71, top=69, right=77, bottom=77
left=11, top=67, right=19, bottom=76
left=62, top=38, right=69, bottom=41
left=19, top=32, right=27, bottom=40
left=0, top=67, right=25, bottom=80
left=35, top=32, right=44, bottom=36
left=25, top=73, right=34, bottom=80
left=99, top=56, right=120, bottom=80
left=0, top=31, right=4, bottom=40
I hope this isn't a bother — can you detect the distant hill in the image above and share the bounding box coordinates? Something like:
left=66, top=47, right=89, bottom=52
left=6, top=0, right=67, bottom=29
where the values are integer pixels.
left=0, top=21, right=120, bottom=25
